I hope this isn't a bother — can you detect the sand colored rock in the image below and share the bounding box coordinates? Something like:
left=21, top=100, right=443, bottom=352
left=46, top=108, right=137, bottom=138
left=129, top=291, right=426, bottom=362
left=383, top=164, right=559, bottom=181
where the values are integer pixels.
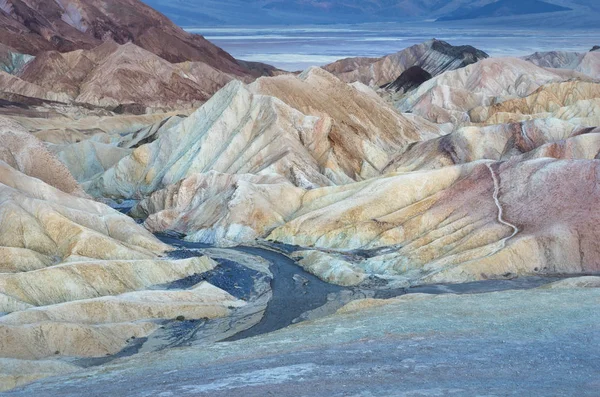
left=0, top=151, right=245, bottom=377
left=323, top=39, right=488, bottom=87
left=0, top=358, right=79, bottom=392
left=291, top=251, right=367, bottom=286
left=396, top=57, right=586, bottom=124
left=86, top=72, right=442, bottom=199
left=0, top=280, right=242, bottom=360
left=469, top=81, right=600, bottom=124
left=0, top=117, right=83, bottom=195
left=0, top=158, right=173, bottom=269
left=14, top=111, right=186, bottom=145
left=525, top=50, right=600, bottom=78
left=132, top=172, right=304, bottom=246
left=52, top=140, right=132, bottom=183
left=17, top=42, right=238, bottom=110
left=84, top=80, right=333, bottom=198
left=0, top=321, right=159, bottom=360
left=249, top=67, right=442, bottom=178
left=385, top=120, right=600, bottom=173
left=268, top=158, right=600, bottom=284
left=0, top=70, right=69, bottom=103
left=0, top=281, right=243, bottom=326
left=0, top=256, right=216, bottom=307
left=336, top=294, right=436, bottom=314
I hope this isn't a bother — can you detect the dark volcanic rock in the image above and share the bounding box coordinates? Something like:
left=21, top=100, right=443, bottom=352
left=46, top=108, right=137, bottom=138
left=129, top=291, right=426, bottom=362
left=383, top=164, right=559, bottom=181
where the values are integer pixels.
left=384, top=65, right=432, bottom=93
left=591, top=46, right=600, bottom=52
left=430, top=39, right=489, bottom=69
left=324, top=39, right=488, bottom=88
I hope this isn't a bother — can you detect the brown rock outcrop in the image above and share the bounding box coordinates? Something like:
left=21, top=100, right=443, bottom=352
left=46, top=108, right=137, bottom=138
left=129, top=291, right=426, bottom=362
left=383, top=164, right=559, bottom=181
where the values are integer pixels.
left=15, top=41, right=240, bottom=110
left=0, top=0, right=249, bottom=75
left=0, top=117, right=82, bottom=195
left=323, top=39, right=488, bottom=88
left=85, top=70, right=443, bottom=199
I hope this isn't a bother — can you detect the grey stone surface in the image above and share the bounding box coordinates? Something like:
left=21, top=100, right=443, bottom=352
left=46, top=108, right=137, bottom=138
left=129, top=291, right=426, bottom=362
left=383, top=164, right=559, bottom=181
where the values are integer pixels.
left=5, top=287, right=599, bottom=396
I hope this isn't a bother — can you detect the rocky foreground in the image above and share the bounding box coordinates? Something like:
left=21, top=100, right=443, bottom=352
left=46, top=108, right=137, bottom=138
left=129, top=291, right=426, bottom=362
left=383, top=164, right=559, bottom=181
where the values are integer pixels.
left=5, top=282, right=600, bottom=396
left=0, top=0, right=599, bottom=393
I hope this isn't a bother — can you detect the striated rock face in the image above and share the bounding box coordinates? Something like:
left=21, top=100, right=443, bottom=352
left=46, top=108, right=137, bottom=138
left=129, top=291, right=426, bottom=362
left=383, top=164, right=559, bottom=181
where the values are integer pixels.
left=524, top=50, right=600, bottom=79
left=0, top=0, right=248, bottom=75
left=0, top=131, right=243, bottom=385
left=0, top=0, right=283, bottom=112
left=85, top=69, right=442, bottom=199
left=0, top=70, right=70, bottom=103
left=323, top=39, right=488, bottom=88
left=2, top=34, right=600, bottom=393
left=0, top=117, right=83, bottom=195
left=267, top=158, right=600, bottom=285
left=13, top=41, right=240, bottom=110
left=0, top=160, right=169, bottom=267
left=15, top=111, right=187, bottom=145
left=469, top=81, right=600, bottom=125
left=132, top=172, right=304, bottom=246
left=385, top=122, right=600, bottom=173
left=384, top=65, right=432, bottom=94
left=98, top=52, right=600, bottom=287
left=523, top=51, right=585, bottom=70
left=396, top=57, right=591, bottom=124
left=84, top=79, right=334, bottom=198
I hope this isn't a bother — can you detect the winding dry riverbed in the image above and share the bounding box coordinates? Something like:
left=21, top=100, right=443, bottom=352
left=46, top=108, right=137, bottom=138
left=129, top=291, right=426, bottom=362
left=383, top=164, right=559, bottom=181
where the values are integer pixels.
left=154, top=235, right=588, bottom=344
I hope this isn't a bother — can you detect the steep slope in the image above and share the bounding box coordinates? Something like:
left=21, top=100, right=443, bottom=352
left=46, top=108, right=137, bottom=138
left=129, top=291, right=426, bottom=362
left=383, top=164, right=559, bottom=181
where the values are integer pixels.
left=0, top=0, right=249, bottom=76
left=0, top=125, right=244, bottom=388
left=85, top=69, right=442, bottom=199
left=384, top=121, right=600, bottom=173
left=268, top=158, right=600, bottom=285
left=396, top=57, right=589, bottom=124
left=469, top=80, right=600, bottom=124
left=134, top=134, right=600, bottom=285
left=323, top=39, right=489, bottom=88
left=17, top=41, right=238, bottom=110
left=385, top=66, right=432, bottom=94
left=0, top=70, right=70, bottom=104
left=524, top=49, right=600, bottom=79
left=131, top=172, right=304, bottom=246
left=0, top=118, right=83, bottom=195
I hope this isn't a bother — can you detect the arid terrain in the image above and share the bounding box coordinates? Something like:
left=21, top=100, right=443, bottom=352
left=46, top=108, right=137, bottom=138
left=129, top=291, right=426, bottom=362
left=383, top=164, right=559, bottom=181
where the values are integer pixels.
left=0, top=0, right=599, bottom=395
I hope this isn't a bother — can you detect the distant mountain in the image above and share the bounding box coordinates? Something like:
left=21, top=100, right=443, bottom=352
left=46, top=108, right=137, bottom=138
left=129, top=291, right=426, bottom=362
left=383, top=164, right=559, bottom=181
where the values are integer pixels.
left=141, top=0, right=599, bottom=26
left=0, top=0, right=247, bottom=75
left=141, top=0, right=492, bottom=25
left=437, top=0, right=572, bottom=21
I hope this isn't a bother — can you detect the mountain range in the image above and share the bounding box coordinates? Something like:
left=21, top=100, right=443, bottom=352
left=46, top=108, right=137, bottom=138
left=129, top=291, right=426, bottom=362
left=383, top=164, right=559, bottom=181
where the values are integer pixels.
left=141, top=0, right=600, bottom=26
